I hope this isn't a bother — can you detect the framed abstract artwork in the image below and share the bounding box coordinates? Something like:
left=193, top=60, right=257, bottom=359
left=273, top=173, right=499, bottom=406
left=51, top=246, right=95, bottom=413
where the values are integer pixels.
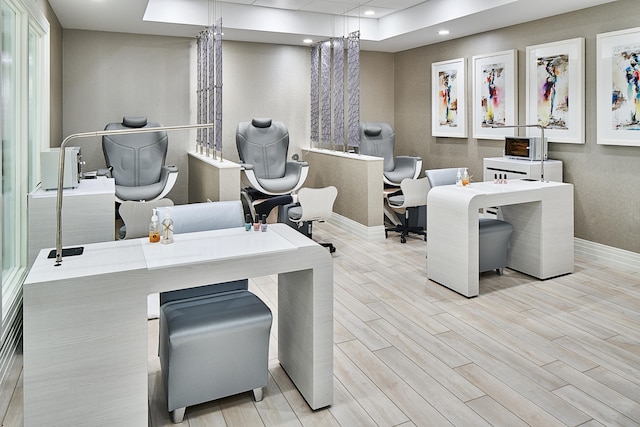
left=432, top=57, right=467, bottom=138
left=472, top=49, right=518, bottom=140
left=525, top=38, right=585, bottom=143
left=597, top=27, right=640, bottom=146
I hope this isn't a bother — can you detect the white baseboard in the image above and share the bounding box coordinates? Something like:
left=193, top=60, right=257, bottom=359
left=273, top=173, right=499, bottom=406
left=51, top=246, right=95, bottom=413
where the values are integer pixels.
left=325, top=216, right=639, bottom=272
left=329, top=213, right=386, bottom=240
left=574, top=238, right=640, bottom=272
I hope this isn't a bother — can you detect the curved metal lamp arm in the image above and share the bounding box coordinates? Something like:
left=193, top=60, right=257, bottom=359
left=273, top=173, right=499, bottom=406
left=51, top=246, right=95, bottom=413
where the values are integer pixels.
left=489, top=124, right=547, bottom=182
left=54, top=123, right=214, bottom=266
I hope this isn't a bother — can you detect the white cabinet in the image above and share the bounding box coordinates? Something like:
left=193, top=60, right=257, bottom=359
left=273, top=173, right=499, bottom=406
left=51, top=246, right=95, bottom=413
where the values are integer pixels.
left=27, top=177, right=115, bottom=266
left=483, top=157, right=563, bottom=182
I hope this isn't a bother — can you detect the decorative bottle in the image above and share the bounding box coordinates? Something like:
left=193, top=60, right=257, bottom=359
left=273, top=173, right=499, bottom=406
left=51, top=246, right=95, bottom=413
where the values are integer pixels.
left=149, top=208, right=160, bottom=243
left=455, top=168, right=462, bottom=187
left=462, top=168, right=470, bottom=186
left=161, top=209, right=174, bottom=244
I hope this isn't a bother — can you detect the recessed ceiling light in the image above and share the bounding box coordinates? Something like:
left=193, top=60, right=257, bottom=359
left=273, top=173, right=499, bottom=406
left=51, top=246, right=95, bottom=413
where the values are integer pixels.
left=438, top=30, right=450, bottom=35
left=364, top=10, right=375, bottom=16
left=303, top=39, right=313, bottom=44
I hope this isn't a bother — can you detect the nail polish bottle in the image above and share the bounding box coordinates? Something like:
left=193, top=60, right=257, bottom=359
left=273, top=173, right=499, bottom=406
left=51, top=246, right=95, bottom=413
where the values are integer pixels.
left=245, top=214, right=252, bottom=231
left=253, top=214, right=261, bottom=231
left=261, top=214, right=268, bottom=232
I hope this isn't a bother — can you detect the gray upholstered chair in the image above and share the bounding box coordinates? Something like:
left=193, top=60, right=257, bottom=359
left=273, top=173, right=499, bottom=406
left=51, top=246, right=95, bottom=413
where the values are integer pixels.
left=236, top=118, right=309, bottom=196
left=424, top=167, right=459, bottom=188
left=100, top=116, right=178, bottom=203
left=386, top=177, right=428, bottom=243
left=359, top=122, right=422, bottom=186
left=425, top=168, right=514, bottom=275
left=156, top=201, right=272, bottom=423
left=285, top=186, right=338, bottom=252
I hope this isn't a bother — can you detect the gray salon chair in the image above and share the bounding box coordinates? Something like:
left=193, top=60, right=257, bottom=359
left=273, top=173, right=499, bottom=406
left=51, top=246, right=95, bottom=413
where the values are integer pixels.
left=359, top=122, right=422, bottom=186
left=386, top=177, right=428, bottom=243
left=100, top=116, right=178, bottom=203
left=156, top=201, right=272, bottom=423
left=236, top=118, right=309, bottom=196
left=425, top=168, right=513, bottom=275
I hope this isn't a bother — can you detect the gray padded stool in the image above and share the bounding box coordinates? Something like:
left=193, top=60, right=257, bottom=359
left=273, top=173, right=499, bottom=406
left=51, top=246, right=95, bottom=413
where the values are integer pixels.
left=479, top=218, right=514, bottom=275
left=159, top=287, right=272, bottom=423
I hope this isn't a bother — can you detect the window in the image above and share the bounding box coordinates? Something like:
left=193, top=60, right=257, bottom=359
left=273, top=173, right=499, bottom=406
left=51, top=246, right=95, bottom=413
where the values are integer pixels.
left=1, top=0, right=49, bottom=340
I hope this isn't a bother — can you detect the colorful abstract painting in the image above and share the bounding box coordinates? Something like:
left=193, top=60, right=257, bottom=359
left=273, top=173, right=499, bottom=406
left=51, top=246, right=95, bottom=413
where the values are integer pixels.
left=610, top=43, right=640, bottom=130
left=438, top=69, right=458, bottom=127
left=535, top=54, right=570, bottom=130
left=472, top=50, right=517, bottom=139
left=480, top=62, right=506, bottom=127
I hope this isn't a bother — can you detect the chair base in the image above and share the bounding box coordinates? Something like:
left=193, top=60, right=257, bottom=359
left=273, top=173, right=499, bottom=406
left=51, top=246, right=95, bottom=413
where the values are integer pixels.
left=385, top=224, right=426, bottom=243
left=320, top=242, right=336, bottom=253
left=171, top=407, right=186, bottom=424
left=169, top=387, right=264, bottom=424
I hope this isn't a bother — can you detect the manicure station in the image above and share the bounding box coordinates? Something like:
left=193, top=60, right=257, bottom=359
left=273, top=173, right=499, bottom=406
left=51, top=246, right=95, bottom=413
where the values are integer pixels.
left=23, top=206, right=333, bottom=426
left=425, top=168, right=514, bottom=274
left=426, top=179, right=574, bottom=297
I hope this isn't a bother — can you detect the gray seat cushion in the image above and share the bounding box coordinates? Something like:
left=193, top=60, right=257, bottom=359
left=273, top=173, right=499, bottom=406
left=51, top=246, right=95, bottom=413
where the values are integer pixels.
left=160, top=289, right=272, bottom=411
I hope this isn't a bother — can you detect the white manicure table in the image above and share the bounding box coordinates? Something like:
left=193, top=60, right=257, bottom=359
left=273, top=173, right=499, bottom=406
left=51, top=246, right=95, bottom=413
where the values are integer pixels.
left=23, top=223, right=333, bottom=426
left=427, top=180, right=574, bottom=297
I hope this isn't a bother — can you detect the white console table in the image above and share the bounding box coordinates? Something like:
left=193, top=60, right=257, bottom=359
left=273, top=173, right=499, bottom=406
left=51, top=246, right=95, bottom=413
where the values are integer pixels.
left=427, top=180, right=574, bottom=297
left=27, top=177, right=115, bottom=266
left=483, top=157, right=563, bottom=182
left=23, top=224, right=333, bottom=426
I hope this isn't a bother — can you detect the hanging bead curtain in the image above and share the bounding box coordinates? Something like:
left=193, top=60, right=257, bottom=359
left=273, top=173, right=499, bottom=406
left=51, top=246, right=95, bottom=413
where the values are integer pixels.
left=196, top=18, right=223, bottom=157
left=310, top=31, right=360, bottom=150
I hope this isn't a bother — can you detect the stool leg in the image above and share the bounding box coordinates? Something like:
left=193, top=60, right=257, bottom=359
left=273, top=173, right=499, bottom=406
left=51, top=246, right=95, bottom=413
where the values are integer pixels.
left=171, top=407, right=186, bottom=424
left=252, top=387, right=264, bottom=402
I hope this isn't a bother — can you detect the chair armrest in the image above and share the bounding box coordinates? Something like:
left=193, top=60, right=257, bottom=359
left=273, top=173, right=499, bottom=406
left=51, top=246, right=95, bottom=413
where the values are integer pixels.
left=153, top=165, right=179, bottom=201
left=240, top=162, right=255, bottom=171
left=96, top=167, right=112, bottom=178
left=395, top=156, right=422, bottom=180
left=285, top=161, right=309, bottom=193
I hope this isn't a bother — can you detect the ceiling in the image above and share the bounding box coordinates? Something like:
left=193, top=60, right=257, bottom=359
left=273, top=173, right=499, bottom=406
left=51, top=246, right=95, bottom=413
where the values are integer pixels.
left=48, top=0, right=618, bottom=52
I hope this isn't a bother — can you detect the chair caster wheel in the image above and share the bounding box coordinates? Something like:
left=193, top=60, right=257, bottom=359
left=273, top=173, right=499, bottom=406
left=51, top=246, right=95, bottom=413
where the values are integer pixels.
left=401, top=236, right=406, bottom=243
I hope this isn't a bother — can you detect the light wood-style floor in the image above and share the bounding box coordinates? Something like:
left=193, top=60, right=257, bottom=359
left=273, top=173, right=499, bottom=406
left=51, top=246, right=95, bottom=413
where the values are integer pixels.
left=4, top=221, right=640, bottom=426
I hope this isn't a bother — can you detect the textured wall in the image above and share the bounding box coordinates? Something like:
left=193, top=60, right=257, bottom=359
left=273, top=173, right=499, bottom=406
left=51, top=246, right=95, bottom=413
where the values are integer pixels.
left=394, top=0, right=640, bottom=253
left=62, top=30, right=193, bottom=204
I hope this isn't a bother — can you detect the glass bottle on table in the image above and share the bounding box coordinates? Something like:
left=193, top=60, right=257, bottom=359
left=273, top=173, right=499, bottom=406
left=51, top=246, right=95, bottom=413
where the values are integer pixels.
left=149, top=208, right=160, bottom=243
left=161, top=209, right=174, bottom=244
left=462, top=168, right=470, bottom=186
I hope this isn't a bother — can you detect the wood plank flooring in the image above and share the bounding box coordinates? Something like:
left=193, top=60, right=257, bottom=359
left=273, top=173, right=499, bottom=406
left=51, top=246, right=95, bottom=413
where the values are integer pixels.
left=4, top=220, right=640, bottom=426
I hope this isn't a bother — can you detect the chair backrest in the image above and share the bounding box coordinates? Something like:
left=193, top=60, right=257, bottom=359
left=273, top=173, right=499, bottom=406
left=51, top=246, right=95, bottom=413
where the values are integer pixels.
left=103, top=116, right=168, bottom=188
left=156, top=201, right=245, bottom=234
left=119, top=198, right=175, bottom=240
left=296, top=186, right=338, bottom=222
left=236, top=118, right=289, bottom=180
left=358, top=122, right=396, bottom=172
left=399, top=177, right=428, bottom=208
left=425, top=168, right=461, bottom=188
left=156, top=200, right=248, bottom=304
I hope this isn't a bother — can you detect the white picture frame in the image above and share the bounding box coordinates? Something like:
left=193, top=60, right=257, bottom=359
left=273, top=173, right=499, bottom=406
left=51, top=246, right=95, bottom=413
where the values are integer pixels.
left=596, top=26, right=640, bottom=146
left=432, top=57, right=467, bottom=138
left=525, top=38, right=585, bottom=143
left=472, top=49, right=518, bottom=140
